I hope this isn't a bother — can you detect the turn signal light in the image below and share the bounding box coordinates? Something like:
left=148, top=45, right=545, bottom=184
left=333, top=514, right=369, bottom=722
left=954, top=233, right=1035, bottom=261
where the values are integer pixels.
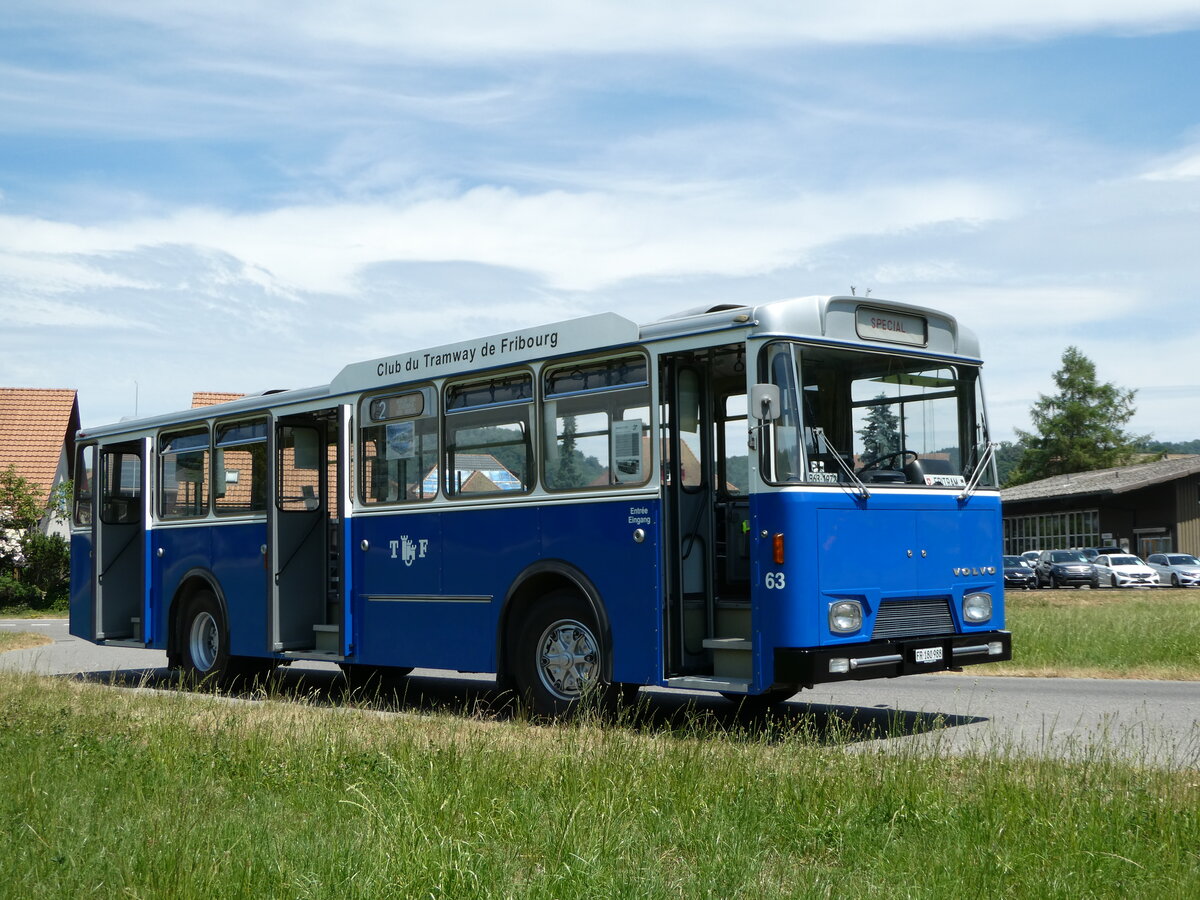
left=773, top=533, right=785, bottom=565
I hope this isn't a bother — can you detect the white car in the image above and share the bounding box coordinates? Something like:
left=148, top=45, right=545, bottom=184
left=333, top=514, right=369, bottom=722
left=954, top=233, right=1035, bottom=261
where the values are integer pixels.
left=1093, top=554, right=1160, bottom=588
left=1146, top=553, right=1200, bottom=587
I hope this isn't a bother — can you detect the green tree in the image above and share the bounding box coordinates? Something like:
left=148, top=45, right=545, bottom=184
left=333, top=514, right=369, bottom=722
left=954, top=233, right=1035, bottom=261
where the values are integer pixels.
left=553, top=415, right=583, bottom=488
left=994, top=440, right=1026, bottom=487
left=1008, top=347, right=1146, bottom=485
left=857, top=394, right=901, bottom=461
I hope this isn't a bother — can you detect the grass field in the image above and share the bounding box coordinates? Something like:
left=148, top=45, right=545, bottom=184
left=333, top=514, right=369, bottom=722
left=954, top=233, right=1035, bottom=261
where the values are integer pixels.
left=1, top=671, right=1198, bottom=899
left=994, top=587, right=1200, bottom=680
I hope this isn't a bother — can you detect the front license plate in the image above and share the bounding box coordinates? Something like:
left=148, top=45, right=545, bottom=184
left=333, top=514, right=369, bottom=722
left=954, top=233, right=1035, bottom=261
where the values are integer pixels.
left=914, top=646, right=943, bottom=664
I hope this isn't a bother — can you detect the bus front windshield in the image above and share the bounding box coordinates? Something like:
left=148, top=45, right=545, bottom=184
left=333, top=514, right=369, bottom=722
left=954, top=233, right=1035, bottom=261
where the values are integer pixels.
left=763, top=342, right=995, bottom=489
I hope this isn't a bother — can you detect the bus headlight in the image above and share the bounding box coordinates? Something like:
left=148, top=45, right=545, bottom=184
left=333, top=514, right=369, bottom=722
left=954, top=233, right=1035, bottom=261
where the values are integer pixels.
left=829, top=600, right=863, bottom=634
left=963, top=592, right=992, bottom=623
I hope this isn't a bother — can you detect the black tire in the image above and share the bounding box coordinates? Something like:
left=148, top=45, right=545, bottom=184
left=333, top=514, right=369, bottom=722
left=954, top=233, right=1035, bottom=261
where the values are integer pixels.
left=1172, top=574, right=1180, bottom=587
left=1111, top=574, right=1119, bottom=588
left=178, top=590, right=275, bottom=688
left=514, top=591, right=613, bottom=719
left=179, top=590, right=231, bottom=682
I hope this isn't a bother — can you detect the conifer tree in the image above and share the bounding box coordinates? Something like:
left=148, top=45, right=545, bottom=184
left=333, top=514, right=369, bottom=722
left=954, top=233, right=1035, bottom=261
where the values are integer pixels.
left=1007, top=347, right=1145, bottom=485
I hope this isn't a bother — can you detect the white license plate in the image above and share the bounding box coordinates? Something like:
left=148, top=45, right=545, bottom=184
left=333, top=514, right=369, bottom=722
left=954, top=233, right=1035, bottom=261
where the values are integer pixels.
left=914, top=646, right=943, bottom=664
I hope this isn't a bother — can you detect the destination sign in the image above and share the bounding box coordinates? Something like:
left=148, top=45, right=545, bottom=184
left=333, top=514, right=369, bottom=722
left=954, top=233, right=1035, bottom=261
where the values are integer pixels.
left=854, top=306, right=928, bottom=347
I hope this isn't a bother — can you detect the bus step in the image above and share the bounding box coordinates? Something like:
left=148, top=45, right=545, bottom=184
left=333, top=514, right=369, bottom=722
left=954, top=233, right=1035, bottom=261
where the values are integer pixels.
left=313, top=623, right=339, bottom=654
left=702, top=637, right=751, bottom=651
left=702, top=637, right=752, bottom=678
left=666, top=675, right=751, bottom=694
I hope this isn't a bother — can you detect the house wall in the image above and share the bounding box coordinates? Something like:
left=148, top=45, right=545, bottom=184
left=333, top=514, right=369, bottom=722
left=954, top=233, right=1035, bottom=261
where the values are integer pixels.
left=1178, top=474, right=1200, bottom=556
left=39, top=447, right=71, bottom=541
left=1002, top=479, right=1191, bottom=555
left=1097, top=481, right=1174, bottom=551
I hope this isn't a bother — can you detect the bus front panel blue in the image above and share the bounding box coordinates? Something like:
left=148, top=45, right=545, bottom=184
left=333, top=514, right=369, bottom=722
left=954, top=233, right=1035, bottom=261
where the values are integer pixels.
left=750, top=489, right=1003, bottom=684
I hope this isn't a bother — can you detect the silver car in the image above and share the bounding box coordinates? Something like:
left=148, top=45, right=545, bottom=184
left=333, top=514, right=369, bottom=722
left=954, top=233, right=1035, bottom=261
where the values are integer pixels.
left=1146, top=553, right=1200, bottom=587
left=1092, top=554, right=1160, bottom=588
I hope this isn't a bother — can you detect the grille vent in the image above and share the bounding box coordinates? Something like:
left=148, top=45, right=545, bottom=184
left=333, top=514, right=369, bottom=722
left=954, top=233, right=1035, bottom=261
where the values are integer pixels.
left=872, top=598, right=954, bottom=640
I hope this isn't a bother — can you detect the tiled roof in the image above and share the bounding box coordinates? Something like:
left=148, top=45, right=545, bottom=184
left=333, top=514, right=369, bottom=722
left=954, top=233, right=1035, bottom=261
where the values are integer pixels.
left=192, top=392, right=246, bottom=408
left=0, top=387, right=81, bottom=496
left=1001, top=455, right=1200, bottom=504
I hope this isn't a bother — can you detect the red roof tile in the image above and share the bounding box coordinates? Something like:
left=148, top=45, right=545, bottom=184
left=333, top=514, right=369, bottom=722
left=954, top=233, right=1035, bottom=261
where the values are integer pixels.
left=192, top=392, right=246, bottom=408
left=0, top=388, right=81, bottom=497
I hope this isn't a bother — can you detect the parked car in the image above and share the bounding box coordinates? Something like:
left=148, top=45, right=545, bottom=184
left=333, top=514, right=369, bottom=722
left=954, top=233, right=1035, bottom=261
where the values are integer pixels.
left=1082, top=546, right=1123, bottom=560
left=1035, top=549, right=1100, bottom=589
left=1002, top=555, right=1036, bottom=590
left=1020, top=550, right=1041, bottom=565
left=1146, top=553, right=1200, bottom=587
left=1092, top=554, right=1160, bottom=588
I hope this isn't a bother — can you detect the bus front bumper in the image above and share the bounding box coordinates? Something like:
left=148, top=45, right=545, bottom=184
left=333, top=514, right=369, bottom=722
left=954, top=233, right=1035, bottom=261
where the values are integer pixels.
left=774, top=631, right=1012, bottom=686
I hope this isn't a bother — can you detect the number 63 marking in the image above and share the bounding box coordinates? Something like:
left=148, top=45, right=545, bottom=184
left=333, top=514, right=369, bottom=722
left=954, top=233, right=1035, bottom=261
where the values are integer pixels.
left=764, top=572, right=786, bottom=589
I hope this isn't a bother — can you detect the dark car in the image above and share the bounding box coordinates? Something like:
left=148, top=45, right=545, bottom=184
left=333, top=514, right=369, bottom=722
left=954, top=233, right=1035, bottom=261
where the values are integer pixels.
left=1035, top=549, right=1100, bottom=589
left=1002, top=555, right=1036, bottom=590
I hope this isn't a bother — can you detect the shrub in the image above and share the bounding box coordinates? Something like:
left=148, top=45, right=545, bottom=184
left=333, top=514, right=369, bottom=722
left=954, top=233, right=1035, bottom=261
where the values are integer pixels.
left=21, top=532, right=70, bottom=610
left=0, top=573, right=42, bottom=609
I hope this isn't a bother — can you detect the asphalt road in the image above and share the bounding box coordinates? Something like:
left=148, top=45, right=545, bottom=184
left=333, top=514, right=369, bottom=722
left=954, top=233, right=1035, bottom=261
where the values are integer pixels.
left=4, top=617, right=1198, bottom=768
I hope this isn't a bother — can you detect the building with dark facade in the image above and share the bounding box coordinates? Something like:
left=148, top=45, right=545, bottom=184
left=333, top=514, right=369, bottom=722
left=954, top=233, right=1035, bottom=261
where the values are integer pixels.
left=1001, top=456, right=1200, bottom=558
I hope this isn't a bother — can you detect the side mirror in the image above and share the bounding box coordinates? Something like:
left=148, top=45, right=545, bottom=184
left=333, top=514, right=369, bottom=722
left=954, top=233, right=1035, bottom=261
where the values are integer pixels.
left=750, top=383, right=781, bottom=421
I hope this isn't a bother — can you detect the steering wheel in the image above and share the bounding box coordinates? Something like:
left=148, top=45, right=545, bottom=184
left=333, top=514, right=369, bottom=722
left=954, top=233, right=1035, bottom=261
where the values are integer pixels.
left=856, top=449, right=918, bottom=473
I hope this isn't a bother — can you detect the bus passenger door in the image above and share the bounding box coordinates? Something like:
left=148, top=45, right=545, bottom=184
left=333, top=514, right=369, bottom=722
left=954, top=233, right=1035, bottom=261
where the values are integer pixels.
left=662, top=356, right=714, bottom=676
left=93, top=438, right=150, bottom=643
left=268, top=408, right=348, bottom=655
left=662, top=346, right=753, bottom=685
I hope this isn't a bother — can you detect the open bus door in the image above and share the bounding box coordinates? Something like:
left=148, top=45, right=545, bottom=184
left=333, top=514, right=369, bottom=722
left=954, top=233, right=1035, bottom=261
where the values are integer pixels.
left=92, top=438, right=151, bottom=644
left=267, top=406, right=351, bottom=657
left=661, top=345, right=755, bottom=691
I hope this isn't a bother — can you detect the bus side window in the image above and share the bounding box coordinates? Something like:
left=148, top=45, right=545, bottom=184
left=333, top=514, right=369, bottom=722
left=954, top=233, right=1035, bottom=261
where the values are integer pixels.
left=444, top=373, right=533, bottom=497
left=214, top=419, right=268, bottom=515
left=359, top=387, right=439, bottom=505
left=73, top=444, right=95, bottom=526
left=542, top=354, right=651, bottom=491
left=159, top=428, right=210, bottom=519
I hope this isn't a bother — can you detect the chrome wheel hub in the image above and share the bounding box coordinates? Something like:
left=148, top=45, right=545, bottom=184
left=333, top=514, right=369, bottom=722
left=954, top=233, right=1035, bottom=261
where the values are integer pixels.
left=536, top=618, right=598, bottom=700
left=189, top=611, right=219, bottom=673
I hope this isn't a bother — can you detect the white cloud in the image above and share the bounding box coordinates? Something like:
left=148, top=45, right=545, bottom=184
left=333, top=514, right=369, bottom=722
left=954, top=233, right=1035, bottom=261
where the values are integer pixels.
left=0, top=178, right=1018, bottom=298
left=42, top=1, right=1200, bottom=60
left=1139, top=148, right=1200, bottom=181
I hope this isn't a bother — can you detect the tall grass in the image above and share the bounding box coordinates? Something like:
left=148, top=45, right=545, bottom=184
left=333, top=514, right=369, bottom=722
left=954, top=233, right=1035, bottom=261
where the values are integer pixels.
left=1, top=671, right=1197, bottom=898
left=996, top=589, right=1200, bottom=679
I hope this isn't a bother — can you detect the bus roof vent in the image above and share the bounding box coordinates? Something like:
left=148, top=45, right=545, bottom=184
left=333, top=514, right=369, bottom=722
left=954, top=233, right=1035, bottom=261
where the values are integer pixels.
left=656, top=303, right=751, bottom=322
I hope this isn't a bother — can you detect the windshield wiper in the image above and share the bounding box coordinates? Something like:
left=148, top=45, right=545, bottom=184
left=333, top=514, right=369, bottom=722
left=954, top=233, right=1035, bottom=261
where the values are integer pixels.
left=812, top=427, right=870, bottom=500
left=959, top=441, right=997, bottom=502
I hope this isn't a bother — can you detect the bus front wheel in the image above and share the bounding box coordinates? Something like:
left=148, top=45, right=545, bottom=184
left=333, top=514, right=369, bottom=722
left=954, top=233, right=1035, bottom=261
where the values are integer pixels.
left=515, top=591, right=614, bottom=719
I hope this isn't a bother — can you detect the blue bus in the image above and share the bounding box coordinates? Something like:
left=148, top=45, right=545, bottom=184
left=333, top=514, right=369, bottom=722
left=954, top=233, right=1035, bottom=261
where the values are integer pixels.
left=69, top=295, right=1010, bottom=715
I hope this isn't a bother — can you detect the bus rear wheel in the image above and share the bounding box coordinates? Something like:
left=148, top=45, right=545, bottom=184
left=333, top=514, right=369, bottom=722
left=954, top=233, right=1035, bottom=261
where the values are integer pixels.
left=515, top=591, right=614, bottom=719
left=180, top=590, right=230, bottom=683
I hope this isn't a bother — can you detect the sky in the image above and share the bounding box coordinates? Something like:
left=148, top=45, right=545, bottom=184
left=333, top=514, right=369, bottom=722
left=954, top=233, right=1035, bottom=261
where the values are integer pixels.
left=3, top=1, right=1200, bottom=443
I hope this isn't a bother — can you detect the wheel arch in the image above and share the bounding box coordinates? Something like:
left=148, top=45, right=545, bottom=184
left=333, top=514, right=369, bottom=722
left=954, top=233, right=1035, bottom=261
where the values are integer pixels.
left=166, top=568, right=229, bottom=667
left=497, top=560, right=613, bottom=685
